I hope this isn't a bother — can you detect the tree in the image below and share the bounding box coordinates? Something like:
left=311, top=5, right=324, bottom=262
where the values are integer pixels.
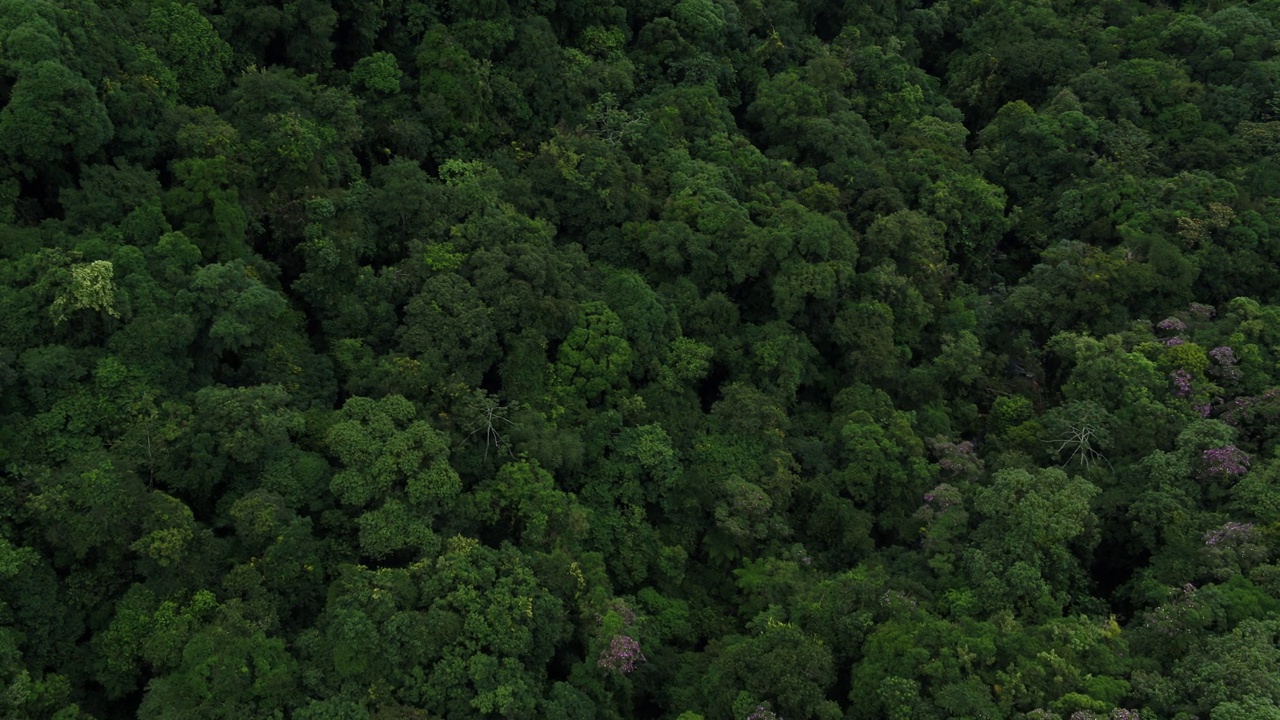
left=222, top=67, right=362, bottom=225
left=704, top=621, right=841, bottom=720
left=470, top=459, right=586, bottom=549
left=0, top=60, right=112, bottom=173
left=551, top=301, right=635, bottom=408
left=164, top=158, right=249, bottom=261
left=60, top=161, right=164, bottom=232
left=413, top=24, right=501, bottom=156
left=48, top=260, right=121, bottom=327
left=326, top=395, right=459, bottom=558
left=397, top=272, right=499, bottom=390
left=302, top=538, right=575, bottom=718
left=970, top=467, right=1100, bottom=619
left=1170, top=618, right=1280, bottom=718
left=142, top=2, right=233, bottom=106
left=973, top=96, right=1097, bottom=245
left=137, top=601, right=299, bottom=720
left=351, top=52, right=401, bottom=95
left=945, top=2, right=1092, bottom=123
left=185, top=384, right=300, bottom=469
left=26, top=453, right=144, bottom=561
left=530, top=127, right=649, bottom=235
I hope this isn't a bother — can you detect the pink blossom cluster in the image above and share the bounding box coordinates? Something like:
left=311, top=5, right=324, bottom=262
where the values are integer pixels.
left=599, top=599, right=636, bottom=626
left=791, top=546, right=813, bottom=566
left=922, top=483, right=962, bottom=510
left=1207, top=346, right=1244, bottom=382
left=598, top=634, right=646, bottom=674
left=1188, top=302, right=1216, bottom=320
left=1157, top=317, right=1187, bottom=332
left=746, top=705, right=782, bottom=720
left=1222, top=396, right=1251, bottom=425
left=1202, top=445, right=1250, bottom=478
left=1220, top=388, right=1280, bottom=426
left=1141, top=583, right=1199, bottom=637
left=1204, top=521, right=1256, bottom=547
left=1209, top=346, right=1237, bottom=365
left=936, top=443, right=974, bottom=472
left=927, top=436, right=984, bottom=477
left=1170, top=369, right=1192, bottom=397
left=1032, top=711, right=1138, bottom=720
left=880, top=589, right=918, bottom=610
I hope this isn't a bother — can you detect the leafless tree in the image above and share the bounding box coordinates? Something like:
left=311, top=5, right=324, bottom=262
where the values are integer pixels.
left=466, top=391, right=517, bottom=460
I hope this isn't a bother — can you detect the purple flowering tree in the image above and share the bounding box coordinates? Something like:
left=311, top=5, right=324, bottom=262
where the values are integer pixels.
left=745, top=705, right=782, bottom=720
left=1202, top=520, right=1268, bottom=579
left=598, top=634, right=646, bottom=674
left=1140, top=582, right=1206, bottom=641
left=914, top=483, right=968, bottom=557
left=596, top=598, right=646, bottom=675
left=1209, top=346, right=1237, bottom=365
left=1188, top=302, right=1215, bottom=320
left=927, top=436, right=984, bottom=479
left=1220, top=388, right=1280, bottom=427
left=920, top=483, right=963, bottom=511
left=1207, top=345, right=1243, bottom=382
left=1203, top=521, right=1256, bottom=547
left=1201, top=445, right=1250, bottom=479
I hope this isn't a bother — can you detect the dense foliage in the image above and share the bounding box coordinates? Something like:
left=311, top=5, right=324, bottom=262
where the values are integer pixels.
left=6, top=0, right=1280, bottom=717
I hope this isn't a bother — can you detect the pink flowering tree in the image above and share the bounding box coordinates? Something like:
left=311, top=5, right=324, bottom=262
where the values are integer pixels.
left=595, top=598, right=646, bottom=675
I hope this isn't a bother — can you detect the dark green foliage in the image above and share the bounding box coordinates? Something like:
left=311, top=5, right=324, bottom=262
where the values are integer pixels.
left=0, top=60, right=112, bottom=171
left=5, top=1, right=1280, bottom=718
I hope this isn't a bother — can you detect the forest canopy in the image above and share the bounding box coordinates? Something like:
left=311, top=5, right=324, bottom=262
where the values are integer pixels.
left=5, top=0, right=1280, bottom=718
